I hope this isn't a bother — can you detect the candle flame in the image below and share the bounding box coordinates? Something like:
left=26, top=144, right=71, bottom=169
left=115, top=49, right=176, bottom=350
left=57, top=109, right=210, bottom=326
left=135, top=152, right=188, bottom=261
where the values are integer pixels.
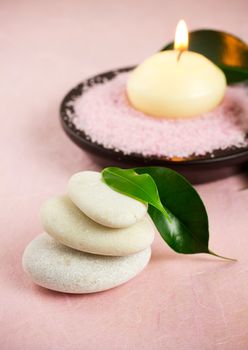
left=174, top=19, right=188, bottom=51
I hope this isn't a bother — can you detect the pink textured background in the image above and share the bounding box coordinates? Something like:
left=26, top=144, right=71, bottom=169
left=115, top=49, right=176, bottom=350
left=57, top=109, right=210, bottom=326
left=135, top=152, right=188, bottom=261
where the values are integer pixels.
left=1, top=1, right=248, bottom=349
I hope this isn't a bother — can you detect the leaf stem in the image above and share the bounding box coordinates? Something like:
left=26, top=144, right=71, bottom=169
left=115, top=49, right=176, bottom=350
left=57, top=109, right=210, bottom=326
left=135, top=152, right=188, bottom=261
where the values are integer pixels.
left=157, top=204, right=171, bottom=223
left=209, top=250, right=237, bottom=262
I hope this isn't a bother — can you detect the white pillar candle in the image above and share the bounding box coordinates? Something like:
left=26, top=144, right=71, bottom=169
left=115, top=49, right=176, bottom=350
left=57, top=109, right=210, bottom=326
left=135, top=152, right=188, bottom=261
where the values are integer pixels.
left=127, top=21, right=227, bottom=119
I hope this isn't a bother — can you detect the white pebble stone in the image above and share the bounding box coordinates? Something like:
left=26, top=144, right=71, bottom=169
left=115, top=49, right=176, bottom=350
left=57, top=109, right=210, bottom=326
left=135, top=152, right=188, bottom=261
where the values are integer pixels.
left=22, top=233, right=151, bottom=293
left=68, top=171, right=148, bottom=228
left=41, top=195, right=154, bottom=256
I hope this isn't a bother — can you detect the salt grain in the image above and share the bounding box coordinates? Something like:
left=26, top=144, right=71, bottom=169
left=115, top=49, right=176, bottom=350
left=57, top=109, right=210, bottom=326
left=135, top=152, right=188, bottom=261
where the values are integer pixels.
left=73, top=73, right=248, bottom=158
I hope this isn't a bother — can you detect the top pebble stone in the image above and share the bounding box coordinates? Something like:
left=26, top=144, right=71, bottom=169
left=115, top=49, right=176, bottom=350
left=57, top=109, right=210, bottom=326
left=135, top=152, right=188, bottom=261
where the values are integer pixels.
left=68, top=171, right=148, bottom=228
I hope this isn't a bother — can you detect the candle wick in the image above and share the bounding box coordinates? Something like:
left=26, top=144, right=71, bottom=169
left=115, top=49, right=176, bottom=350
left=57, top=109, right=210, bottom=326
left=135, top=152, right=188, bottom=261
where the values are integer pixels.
left=177, top=50, right=184, bottom=62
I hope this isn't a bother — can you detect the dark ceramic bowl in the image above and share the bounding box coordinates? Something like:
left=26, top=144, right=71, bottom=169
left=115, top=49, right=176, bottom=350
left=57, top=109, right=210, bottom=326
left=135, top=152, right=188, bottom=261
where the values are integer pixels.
left=60, top=67, right=248, bottom=183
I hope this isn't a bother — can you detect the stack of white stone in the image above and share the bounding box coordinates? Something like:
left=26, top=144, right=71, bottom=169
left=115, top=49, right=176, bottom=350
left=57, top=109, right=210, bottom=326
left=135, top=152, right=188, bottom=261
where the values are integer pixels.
left=22, top=171, right=155, bottom=293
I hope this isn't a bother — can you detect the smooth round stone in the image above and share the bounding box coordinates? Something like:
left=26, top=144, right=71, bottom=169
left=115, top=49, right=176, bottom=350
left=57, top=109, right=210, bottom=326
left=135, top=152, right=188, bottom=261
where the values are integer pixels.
left=41, top=195, right=154, bottom=256
left=22, top=233, right=151, bottom=293
left=68, top=171, right=148, bottom=228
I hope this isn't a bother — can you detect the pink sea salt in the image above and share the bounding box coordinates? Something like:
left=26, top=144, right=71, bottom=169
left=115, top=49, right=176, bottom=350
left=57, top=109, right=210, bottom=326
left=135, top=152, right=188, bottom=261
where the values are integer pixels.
left=73, top=73, right=248, bottom=158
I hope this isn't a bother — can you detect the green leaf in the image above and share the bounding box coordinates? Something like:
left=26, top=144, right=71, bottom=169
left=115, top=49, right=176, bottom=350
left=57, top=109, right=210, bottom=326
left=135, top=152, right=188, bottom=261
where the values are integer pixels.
left=161, top=29, right=248, bottom=84
left=102, top=166, right=234, bottom=259
left=102, top=167, right=170, bottom=221
left=135, top=167, right=210, bottom=254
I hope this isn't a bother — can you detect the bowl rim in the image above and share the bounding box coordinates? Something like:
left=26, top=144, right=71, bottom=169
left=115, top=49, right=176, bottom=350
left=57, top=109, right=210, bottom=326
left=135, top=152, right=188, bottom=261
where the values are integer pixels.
left=60, top=66, right=248, bottom=168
